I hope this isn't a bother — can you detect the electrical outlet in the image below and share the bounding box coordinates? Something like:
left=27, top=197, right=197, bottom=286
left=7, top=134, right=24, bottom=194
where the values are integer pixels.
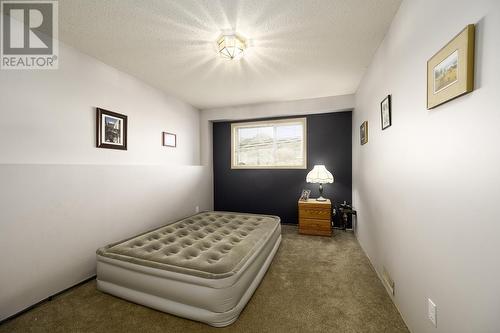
left=195, top=206, right=200, bottom=213
left=428, top=298, right=437, bottom=327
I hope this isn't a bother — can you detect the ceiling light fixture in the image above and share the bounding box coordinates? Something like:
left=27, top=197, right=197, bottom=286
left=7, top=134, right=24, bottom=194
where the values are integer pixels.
left=217, top=32, right=247, bottom=60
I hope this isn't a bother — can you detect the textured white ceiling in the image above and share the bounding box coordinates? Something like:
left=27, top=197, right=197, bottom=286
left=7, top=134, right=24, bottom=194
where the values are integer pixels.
left=59, top=0, right=401, bottom=109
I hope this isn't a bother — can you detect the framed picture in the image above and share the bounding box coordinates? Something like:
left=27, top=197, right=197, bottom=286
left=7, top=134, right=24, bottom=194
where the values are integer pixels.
left=162, top=132, right=177, bottom=147
left=299, top=189, right=311, bottom=201
left=96, top=108, right=127, bottom=150
left=427, top=24, right=475, bottom=109
left=360, top=121, right=368, bottom=145
left=381, top=95, right=392, bottom=130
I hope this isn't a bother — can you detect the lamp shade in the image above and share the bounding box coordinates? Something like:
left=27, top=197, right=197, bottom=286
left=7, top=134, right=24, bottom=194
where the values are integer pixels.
left=306, top=165, right=334, bottom=184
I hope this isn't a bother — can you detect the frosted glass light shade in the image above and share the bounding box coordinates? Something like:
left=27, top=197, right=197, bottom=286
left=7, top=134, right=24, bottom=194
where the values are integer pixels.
left=217, top=33, right=246, bottom=60
left=306, top=165, right=334, bottom=184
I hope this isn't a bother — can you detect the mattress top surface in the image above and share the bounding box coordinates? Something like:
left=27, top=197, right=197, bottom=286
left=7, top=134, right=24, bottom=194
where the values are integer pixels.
left=97, top=211, right=280, bottom=279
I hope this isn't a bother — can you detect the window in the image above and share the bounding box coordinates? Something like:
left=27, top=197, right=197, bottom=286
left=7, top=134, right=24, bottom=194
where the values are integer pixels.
left=231, top=118, right=307, bottom=169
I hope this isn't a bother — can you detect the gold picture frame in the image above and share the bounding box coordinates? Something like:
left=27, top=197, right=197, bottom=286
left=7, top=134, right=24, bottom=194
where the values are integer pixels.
left=427, top=24, right=475, bottom=109
left=360, top=121, right=368, bottom=145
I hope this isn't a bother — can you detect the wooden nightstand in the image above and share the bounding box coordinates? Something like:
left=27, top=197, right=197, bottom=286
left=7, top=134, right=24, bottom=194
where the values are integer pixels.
left=298, top=199, right=332, bottom=236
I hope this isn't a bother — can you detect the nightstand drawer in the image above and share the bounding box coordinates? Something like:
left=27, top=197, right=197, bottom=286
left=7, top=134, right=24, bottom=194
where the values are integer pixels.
left=299, top=207, right=331, bottom=220
left=299, top=218, right=331, bottom=231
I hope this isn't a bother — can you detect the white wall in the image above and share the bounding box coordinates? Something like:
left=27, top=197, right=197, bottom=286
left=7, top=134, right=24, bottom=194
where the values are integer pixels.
left=0, top=42, right=211, bottom=320
left=352, top=0, right=500, bottom=332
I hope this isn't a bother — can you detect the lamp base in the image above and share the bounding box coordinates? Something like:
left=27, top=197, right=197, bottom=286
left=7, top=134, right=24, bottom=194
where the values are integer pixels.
left=316, top=183, right=327, bottom=201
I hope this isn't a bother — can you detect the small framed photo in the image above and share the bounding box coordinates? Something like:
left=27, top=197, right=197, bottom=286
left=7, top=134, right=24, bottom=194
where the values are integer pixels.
left=299, top=189, right=311, bottom=201
left=96, top=108, right=127, bottom=150
left=163, top=132, right=177, bottom=147
left=381, top=95, right=392, bottom=130
left=360, top=121, right=368, bottom=145
left=427, top=24, right=475, bottom=109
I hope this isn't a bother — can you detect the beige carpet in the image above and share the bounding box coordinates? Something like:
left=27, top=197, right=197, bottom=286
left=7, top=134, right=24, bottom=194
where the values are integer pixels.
left=0, top=226, right=408, bottom=333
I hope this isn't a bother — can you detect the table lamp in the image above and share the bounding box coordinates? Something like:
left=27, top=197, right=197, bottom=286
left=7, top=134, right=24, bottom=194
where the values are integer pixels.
left=306, top=165, right=334, bottom=201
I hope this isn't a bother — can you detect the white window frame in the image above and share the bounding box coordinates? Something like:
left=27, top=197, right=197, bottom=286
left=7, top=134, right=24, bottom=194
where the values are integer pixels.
left=231, top=117, right=307, bottom=169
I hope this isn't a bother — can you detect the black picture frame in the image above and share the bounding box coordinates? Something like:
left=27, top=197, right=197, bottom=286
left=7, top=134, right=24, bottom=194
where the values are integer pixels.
left=162, top=132, right=177, bottom=147
left=380, top=95, right=392, bottom=130
left=96, top=108, right=128, bottom=150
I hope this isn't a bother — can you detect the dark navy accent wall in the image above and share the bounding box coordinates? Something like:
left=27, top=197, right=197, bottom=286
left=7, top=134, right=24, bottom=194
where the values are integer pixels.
left=213, top=111, right=352, bottom=226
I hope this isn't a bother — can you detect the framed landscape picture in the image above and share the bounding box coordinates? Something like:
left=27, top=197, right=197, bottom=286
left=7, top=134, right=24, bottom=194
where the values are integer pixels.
left=96, top=108, right=127, bottom=150
left=163, top=132, right=177, bottom=147
left=360, top=121, right=368, bottom=145
left=381, top=95, right=392, bottom=130
left=427, top=24, right=475, bottom=109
